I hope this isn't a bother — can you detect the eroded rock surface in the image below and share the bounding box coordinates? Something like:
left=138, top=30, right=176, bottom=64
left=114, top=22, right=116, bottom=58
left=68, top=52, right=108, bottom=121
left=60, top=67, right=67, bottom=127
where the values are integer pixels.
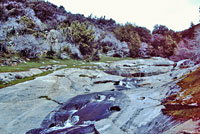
left=0, top=64, right=67, bottom=84
left=0, top=57, right=199, bottom=134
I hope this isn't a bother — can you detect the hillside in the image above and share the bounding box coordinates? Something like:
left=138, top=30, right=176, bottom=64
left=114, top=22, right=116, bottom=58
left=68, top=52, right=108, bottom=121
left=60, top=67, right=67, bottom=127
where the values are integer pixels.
left=0, top=0, right=199, bottom=66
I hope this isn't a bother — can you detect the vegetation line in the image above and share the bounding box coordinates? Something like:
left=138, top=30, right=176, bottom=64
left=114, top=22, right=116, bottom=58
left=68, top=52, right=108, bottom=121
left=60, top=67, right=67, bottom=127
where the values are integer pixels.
left=0, top=70, right=53, bottom=89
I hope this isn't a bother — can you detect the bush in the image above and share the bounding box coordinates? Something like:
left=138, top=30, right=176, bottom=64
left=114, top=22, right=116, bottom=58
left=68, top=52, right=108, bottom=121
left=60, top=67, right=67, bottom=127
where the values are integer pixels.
left=65, top=21, right=96, bottom=57
left=20, top=16, right=36, bottom=28
left=164, top=35, right=177, bottom=56
left=150, top=24, right=181, bottom=58
left=150, top=34, right=177, bottom=57
left=31, top=1, right=54, bottom=22
left=101, top=41, right=113, bottom=53
left=32, top=32, right=46, bottom=39
left=114, top=23, right=141, bottom=57
left=19, top=47, right=38, bottom=59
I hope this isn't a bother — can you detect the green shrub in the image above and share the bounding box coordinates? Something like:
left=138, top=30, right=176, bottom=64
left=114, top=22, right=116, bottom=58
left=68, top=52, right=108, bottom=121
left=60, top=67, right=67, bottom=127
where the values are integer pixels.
left=58, top=22, right=69, bottom=30
left=65, top=21, right=96, bottom=58
left=58, top=22, right=69, bottom=36
left=32, top=32, right=46, bottom=39
left=114, top=23, right=141, bottom=57
left=67, top=21, right=95, bottom=44
left=20, top=16, right=36, bottom=28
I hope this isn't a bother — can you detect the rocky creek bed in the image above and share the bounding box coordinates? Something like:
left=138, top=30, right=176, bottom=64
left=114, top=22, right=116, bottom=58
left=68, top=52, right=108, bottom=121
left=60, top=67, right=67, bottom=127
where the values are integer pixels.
left=0, top=57, right=200, bottom=134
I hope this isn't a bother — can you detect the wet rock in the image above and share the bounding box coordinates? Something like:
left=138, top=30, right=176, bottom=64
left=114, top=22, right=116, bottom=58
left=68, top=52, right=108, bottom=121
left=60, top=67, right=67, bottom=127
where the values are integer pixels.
left=26, top=91, right=128, bottom=134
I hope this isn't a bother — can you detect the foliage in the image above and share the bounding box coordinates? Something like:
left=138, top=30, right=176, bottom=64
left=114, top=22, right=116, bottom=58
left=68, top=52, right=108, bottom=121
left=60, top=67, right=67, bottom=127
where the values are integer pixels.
left=134, top=26, right=152, bottom=43
left=19, top=47, right=39, bottom=59
left=150, top=24, right=183, bottom=58
left=66, top=13, right=87, bottom=24
left=152, top=24, right=182, bottom=43
left=99, top=41, right=113, bottom=53
left=152, top=24, right=169, bottom=35
left=32, top=31, right=46, bottom=39
left=114, top=23, right=141, bottom=57
left=58, top=22, right=69, bottom=30
left=150, top=34, right=177, bottom=57
left=164, top=35, right=178, bottom=56
left=181, top=25, right=195, bottom=39
left=31, top=1, right=54, bottom=22
left=20, top=16, right=36, bottom=28
left=96, top=16, right=116, bottom=26
left=66, top=21, right=96, bottom=57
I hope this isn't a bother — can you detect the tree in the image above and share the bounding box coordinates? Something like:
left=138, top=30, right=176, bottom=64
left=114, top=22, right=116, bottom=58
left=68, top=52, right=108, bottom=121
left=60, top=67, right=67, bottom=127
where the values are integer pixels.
left=150, top=34, right=177, bottom=57
left=134, top=26, right=152, bottom=43
left=152, top=24, right=169, bottom=35
left=164, top=35, right=177, bottom=56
